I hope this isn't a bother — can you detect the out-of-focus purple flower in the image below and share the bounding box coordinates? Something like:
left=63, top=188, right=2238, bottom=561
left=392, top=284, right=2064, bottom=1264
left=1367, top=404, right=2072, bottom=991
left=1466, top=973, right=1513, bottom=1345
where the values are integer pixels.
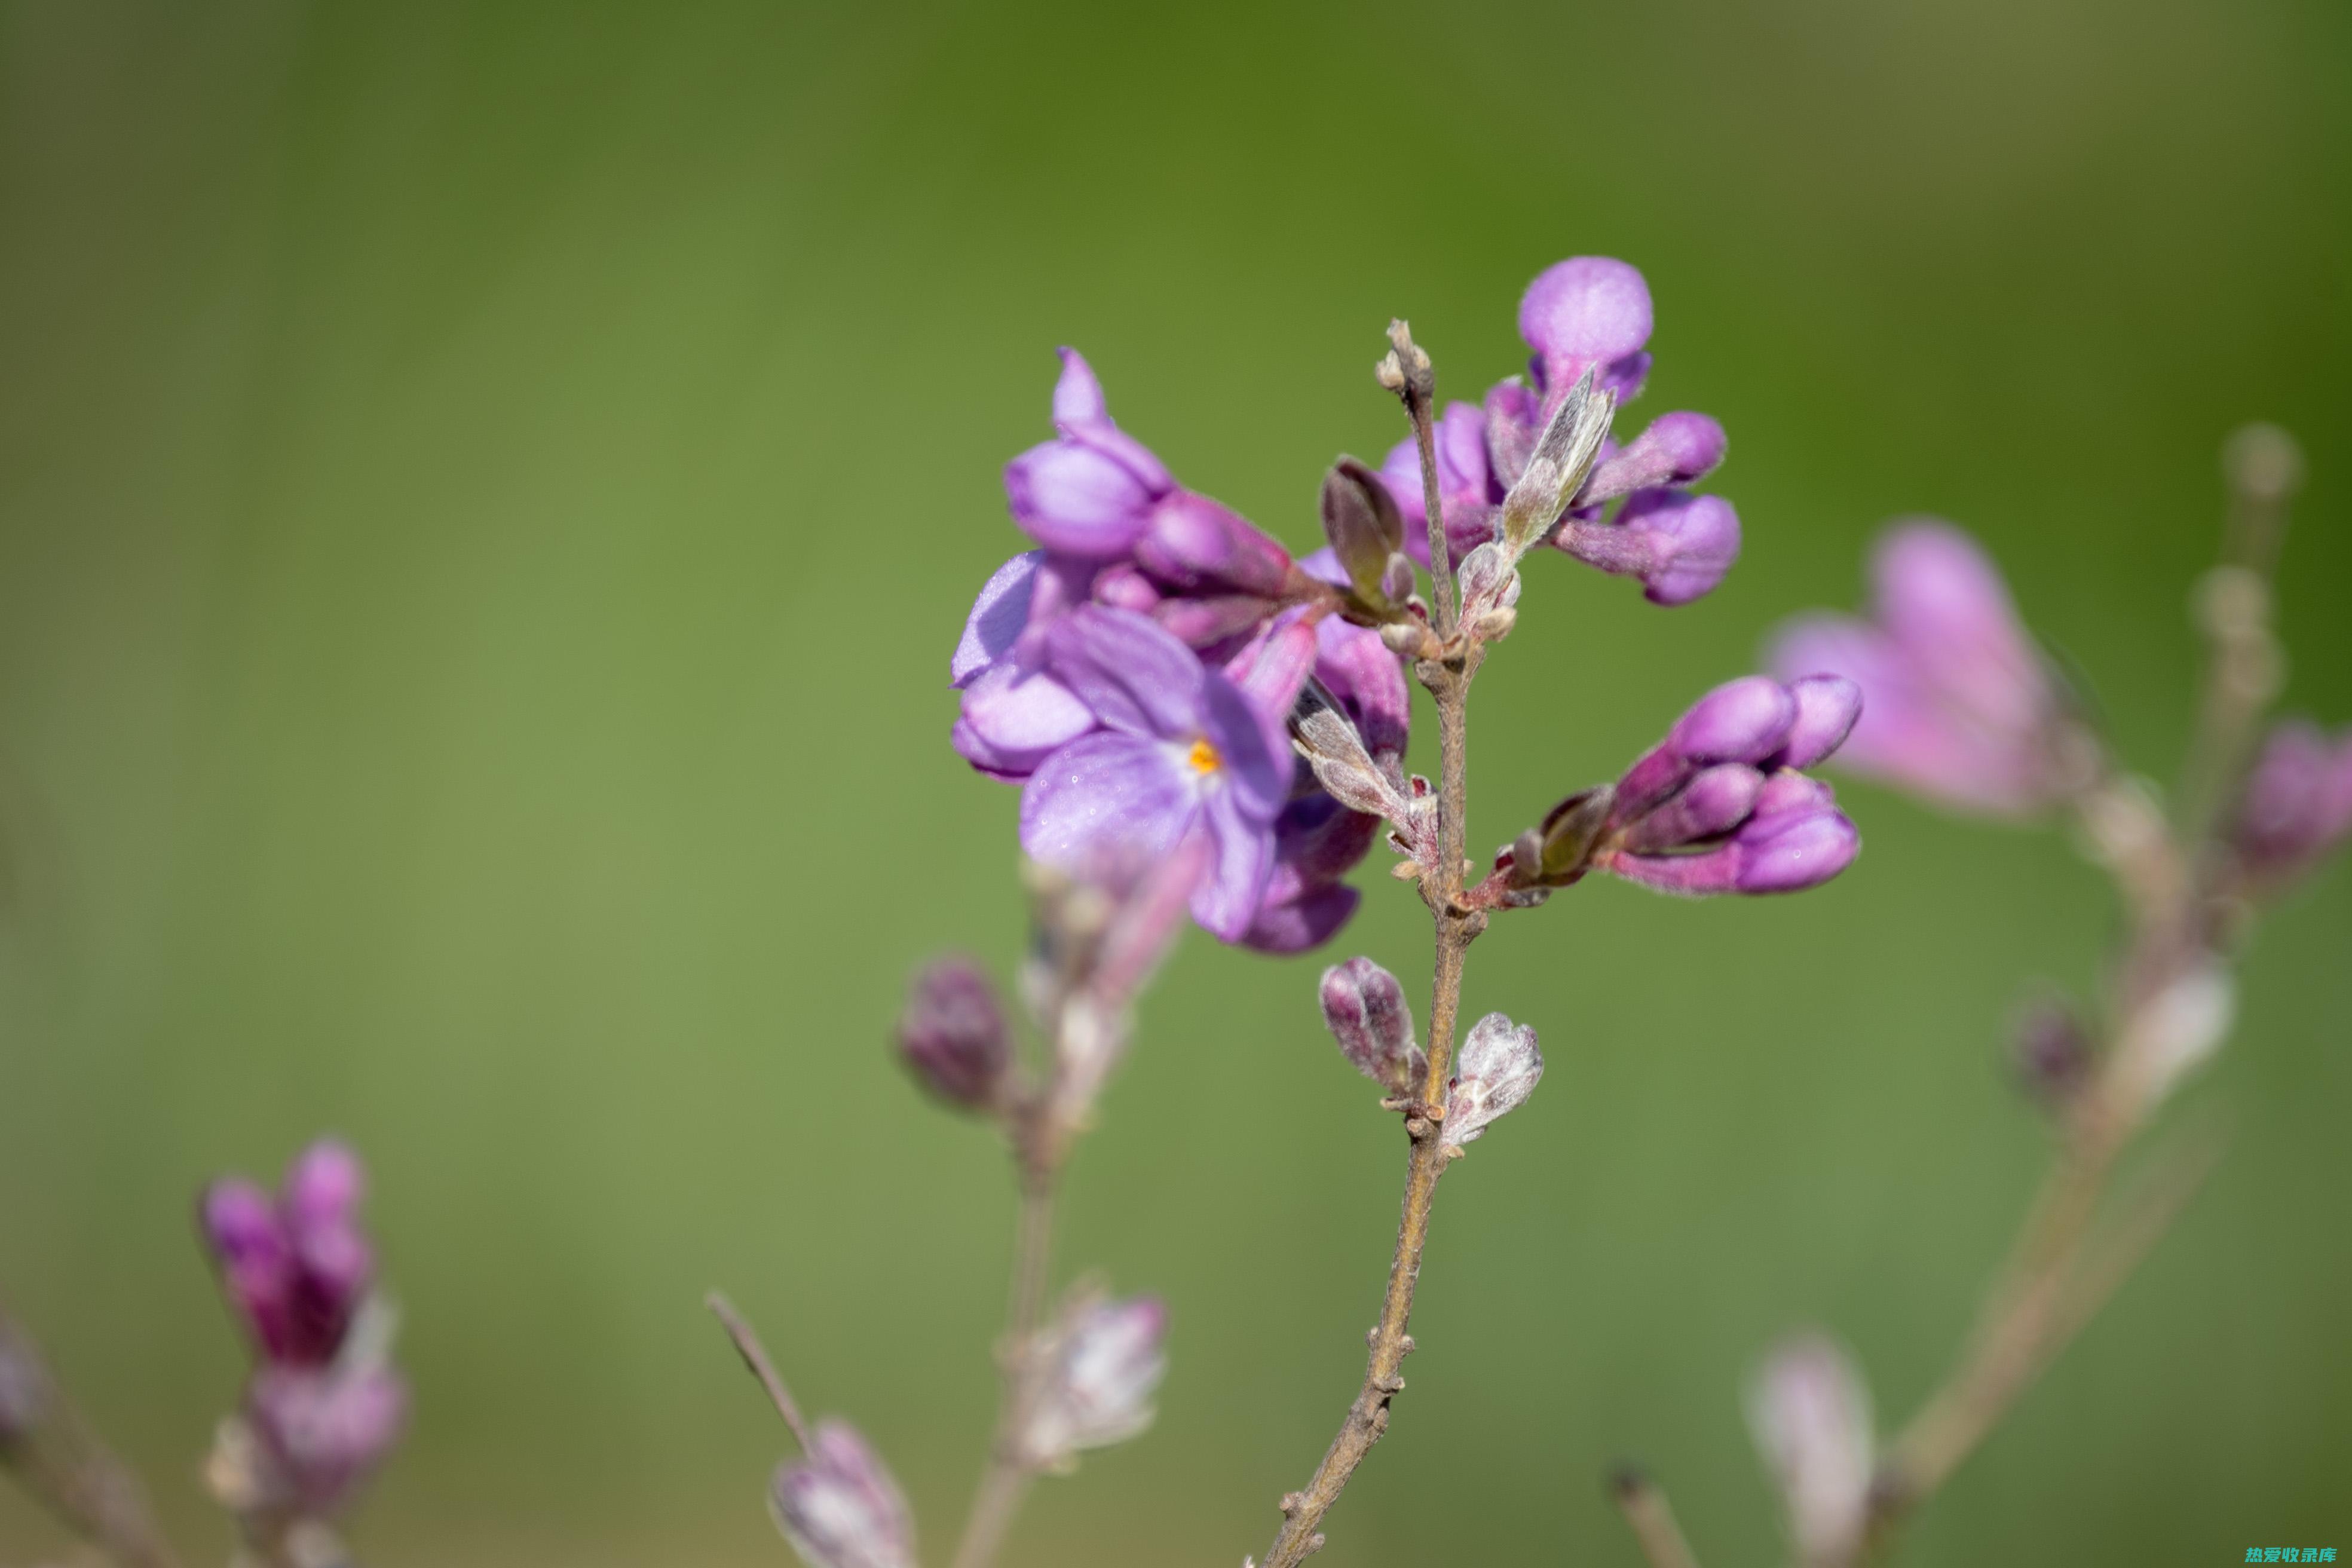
left=2229, top=718, right=2352, bottom=889
left=1444, top=1013, right=1541, bottom=1150
left=1555, top=487, right=1741, bottom=607
left=2012, top=996, right=2093, bottom=1107
left=1770, top=521, right=2077, bottom=816
left=1319, top=956, right=1423, bottom=1095
left=1020, top=608, right=1288, bottom=943
left=896, top=957, right=1009, bottom=1108
left=1016, top=1294, right=1168, bottom=1470
left=1747, top=1334, right=1875, bottom=1568
left=246, top=1358, right=408, bottom=1517
left=1591, top=676, right=1863, bottom=897
left=201, top=1141, right=376, bottom=1368
left=770, top=1419, right=917, bottom=1568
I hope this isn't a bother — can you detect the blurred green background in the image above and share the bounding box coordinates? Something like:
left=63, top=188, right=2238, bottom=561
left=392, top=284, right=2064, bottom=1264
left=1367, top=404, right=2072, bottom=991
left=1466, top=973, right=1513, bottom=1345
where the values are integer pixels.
left=2, top=1, right=2347, bottom=1563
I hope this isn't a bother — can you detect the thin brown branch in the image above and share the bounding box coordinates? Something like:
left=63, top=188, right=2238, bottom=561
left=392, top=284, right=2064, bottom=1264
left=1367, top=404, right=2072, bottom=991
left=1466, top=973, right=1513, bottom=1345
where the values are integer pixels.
left=1610, top=1466, right=1702, bottom=1568
left=1258, top=623, right=1484, bottom=1566
left=705, top=1291, right=816, bottom=1455
left=0, top=1306, right=183, bottom=1568
left=949, top=1174, right=1058, bottom=1568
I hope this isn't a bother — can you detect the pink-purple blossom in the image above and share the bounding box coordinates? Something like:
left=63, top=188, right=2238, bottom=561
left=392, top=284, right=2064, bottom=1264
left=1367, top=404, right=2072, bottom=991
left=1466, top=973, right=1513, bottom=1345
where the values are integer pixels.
left=770, top=1419, right=917, bottom=1568
left=1369, top=256, right=1739, bottom=602
left=2230, top=719, right=2352, bottom=889
left=1590, top=675, right=1864, bottom=896
left=1018, top=607, right=1290, bottom=943
left=896, top=957, right=1010, bottom=1108
left=1770, top=521, right=2076, bottom=816
left=199, top=1140, right=406, bottom=1517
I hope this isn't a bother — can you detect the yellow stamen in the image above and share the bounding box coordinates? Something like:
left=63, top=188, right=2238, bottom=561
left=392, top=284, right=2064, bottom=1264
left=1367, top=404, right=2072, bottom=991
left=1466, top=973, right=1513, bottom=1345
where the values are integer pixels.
left=1187, top=737, right=1223, bottom=774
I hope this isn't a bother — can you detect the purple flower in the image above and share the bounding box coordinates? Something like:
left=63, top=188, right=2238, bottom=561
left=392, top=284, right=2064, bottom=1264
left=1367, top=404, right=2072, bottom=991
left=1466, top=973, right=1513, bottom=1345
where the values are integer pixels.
left=1019, top=607, right=1288, bottom=942
left=1367, top=258, right=1738, bottom=599
left=1239, top=555, right=1417, bottom=953
left=1770, top=521, right=2075, bottom=816
left=1747, top=1334, right=1875, bottom=1568
left=1320, top=956, right=1423, bottom=1095
left=201, top=1141, right=376, bottom=1368
left=2230, top=719, right=2352, bottom=889
left=1444, top=1012, right=1542, bottom=1149
left=1591, top=675, right=1864, bottom=897
left=1520, top=256, right=1655, bottom=407
left=770, top=1420, right=917, bottom=1568
left=1003, top=350, right=1176, bottom=559
left=951, top=550, right=1101, bottom=781
left=1016, top=1294, right=1168, bottom=1469
left=1555, top=487, right=1741, bottom=607
left=896, top=957, right=1010, bottom=1108
left=246, top=1358, right=408, bottom=1516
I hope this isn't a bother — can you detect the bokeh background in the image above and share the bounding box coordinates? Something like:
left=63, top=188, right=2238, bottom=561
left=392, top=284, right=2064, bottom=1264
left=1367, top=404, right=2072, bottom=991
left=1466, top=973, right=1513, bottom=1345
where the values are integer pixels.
left=2, top=1, right=2347, bottom=1563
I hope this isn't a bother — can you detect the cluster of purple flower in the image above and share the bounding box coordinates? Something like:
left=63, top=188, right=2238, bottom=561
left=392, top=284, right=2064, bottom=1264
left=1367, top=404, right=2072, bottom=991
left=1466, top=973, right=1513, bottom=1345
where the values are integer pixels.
left=953, top=257, right=1814, bottom=953
left=1375, top=256, right=1739, bottom=602
left=200, top=1141, right=405, bottom=1521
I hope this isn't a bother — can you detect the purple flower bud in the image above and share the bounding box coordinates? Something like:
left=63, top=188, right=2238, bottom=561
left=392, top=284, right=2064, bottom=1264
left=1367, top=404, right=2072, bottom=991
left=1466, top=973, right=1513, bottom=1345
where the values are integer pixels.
left=1518, top=257, right=1653, bottom=405
left=283, top=1141, right=365, bottom=1235
left=770, top=1420, right=917, bottom=1568
left=1242, top=880, right=1361, bottom=956
left=1578, top=412, right=1727, bottom=505
left=1556, top=489, right=1741, bottom=607
left=246, top=1361, right=408, bottom=1517
left=1091, top=562, right=1162, bottom=614
left=1445, top=1013, right=1541, bottom=1149
left=2013, top=997, right=2093, bottom=1106
left=1319, top=957, right=1422, bottom=1094
left=1133, top=491, right=1293, bottom=598
left=1003, top=350, right=1174, bottom=559
left=1770, top=521, right=2071, bottom=816
left=1768, top=676, right=1864, bottom=771
left=1615, top=677, right=1799, bottom=820
left=896, top=957, right=1010, bottom=1108
left=1018, top=1295, right=1168, bottom=1469
left=1747, top=1334, right=1873, bottom=1568
left=1601, top=795, right=1860, bottom=898
left=2230, top=718, right=2352, bottom=888
left=203, top=1144, right=383, bottom=1368
left=1617, top=764, right=1765, bottom=853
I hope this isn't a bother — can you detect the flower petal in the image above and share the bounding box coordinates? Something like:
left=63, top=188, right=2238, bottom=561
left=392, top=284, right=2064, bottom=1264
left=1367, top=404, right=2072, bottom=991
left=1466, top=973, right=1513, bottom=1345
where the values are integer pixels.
left=1004, top=439, right=1159, bottom=558
left=952, top=552, right=1041, bottom=688
left=1189, top=789, right=1275, bottom=941
left=1021, top=732, right=1199, bottom=869
left=1046, top=605, right=1206, bottom=739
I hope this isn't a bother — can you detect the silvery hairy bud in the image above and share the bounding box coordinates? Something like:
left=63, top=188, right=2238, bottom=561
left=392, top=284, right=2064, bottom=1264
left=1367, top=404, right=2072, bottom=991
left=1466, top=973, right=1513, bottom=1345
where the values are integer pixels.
left=1444, top=1013, right=1542, bottom=1150
left=1015, top=1293, right=1168, bottom=1471
left=1319, top=458, right=1407, bottom=608
left=1499, top=365, right=1613, bottom=556
left=1319, top=957, right=1424, bottom=1095
left=1288, top=679, right=1411, bottom=827
left=895, top=957, right=1010, bottom=1109
left=1747, top=1334, right=1875, bottom=1568
left=770, top=1420, right=917, bottom=1568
